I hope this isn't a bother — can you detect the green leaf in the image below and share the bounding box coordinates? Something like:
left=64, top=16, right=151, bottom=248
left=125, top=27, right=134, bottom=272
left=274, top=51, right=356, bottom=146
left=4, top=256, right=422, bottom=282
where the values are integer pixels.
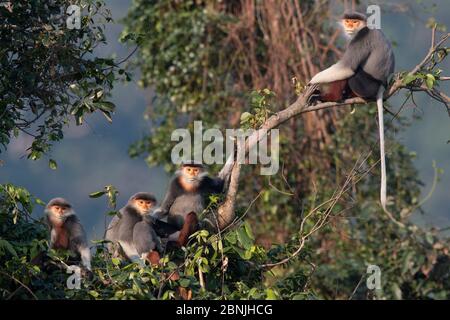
left=111, top=257, right=121, bottom=266
left=237, top=225, right=253, bottom=249
left=225, top=231, right=237, bottom=244
left=243, top=221, right=255, bottom=240
left=89, top=191, right=106, bottom=198
left=101, top=111, right=113, bottom=123
left=96, top=101, right=115, bottom=112
left=266, top=288, right=278, bottom=300
left=48, top=159, right=57, bottom=170
left=179, top=278, right=190, bottom=287
left=402, top=74, right=418, bottom=85
left=35, top=198, right=46, bottom=206
left=106, top=210, right=119, bottom=216
left=91, top=239, right=108, bottom=244
left=240, top=112, right=252, bottom=123
left=0, top=239, right=18, bottom=257
left=425, top=74, right=435, bottom=89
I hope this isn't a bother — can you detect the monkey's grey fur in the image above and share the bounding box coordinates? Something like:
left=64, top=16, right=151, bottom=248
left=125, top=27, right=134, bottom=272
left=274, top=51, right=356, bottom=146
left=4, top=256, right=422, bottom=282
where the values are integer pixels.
left=45, top=198, right=91, bottom=270
left=153, top=169, right=224, bottom=230
left=310, top=26, right=395, bottom=93
left=310, top=12, right=395, bottom=215
left=105, top=192, right=161, bottom=264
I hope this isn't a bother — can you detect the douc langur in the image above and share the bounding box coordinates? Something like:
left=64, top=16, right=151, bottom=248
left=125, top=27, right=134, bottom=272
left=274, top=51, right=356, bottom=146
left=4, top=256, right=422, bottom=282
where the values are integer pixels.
left=105, top=192, right=162, bottom=266
left=152, top=161, right=225, bottom=247
left=309, top=11, right=395, bottom=216
left=45, top=198, right=92, bottom=271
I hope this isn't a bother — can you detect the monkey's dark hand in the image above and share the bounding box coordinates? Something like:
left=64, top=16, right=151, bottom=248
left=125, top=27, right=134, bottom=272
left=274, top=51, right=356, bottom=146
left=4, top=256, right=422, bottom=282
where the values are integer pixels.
left=305, top=83, right=321, bottom=105
left=143, top=214, right=158, bottom=224
left=152, top=219, right=179, bottom=238
left=151, top=208, right=164, bottom=219
left=81, top=268, right=94, bottom=281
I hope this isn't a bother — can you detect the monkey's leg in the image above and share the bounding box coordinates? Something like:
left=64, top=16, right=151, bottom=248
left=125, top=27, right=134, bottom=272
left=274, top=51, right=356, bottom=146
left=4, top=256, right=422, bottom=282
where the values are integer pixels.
left=144, top=251, right=161, bottom=266
left=78, top=246, right=92, bottom=271
left=167, top=231, right=180, bottom=242
left=348, top=70, right=381, bottom=99
left=176, top=212, right=199, bottom=247
left=176, top=287, right=193, bottom=300
left=118, top=240, right=144, bottom=266
left=309, top=80, right=348, bottom=104
left=320, top=80, right=349, bottom=102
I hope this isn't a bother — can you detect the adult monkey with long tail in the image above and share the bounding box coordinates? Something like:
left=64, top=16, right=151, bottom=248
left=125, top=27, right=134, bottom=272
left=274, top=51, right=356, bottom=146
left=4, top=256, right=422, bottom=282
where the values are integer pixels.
left=308, top=11, right=395, bottom=220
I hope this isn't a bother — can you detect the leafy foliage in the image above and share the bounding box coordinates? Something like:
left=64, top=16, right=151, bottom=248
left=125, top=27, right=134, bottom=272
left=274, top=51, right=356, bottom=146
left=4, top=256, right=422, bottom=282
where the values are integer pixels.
left=0, top=0, right=128, bottom=160
left=0, top=183, right=306, bottom=299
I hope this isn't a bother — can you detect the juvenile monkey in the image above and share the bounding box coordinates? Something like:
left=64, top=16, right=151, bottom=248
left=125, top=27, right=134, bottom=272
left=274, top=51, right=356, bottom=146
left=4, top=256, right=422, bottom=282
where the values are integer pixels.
left=45, top=198, right=91, bottom=270
left=105, top=192, right=162, bottom=266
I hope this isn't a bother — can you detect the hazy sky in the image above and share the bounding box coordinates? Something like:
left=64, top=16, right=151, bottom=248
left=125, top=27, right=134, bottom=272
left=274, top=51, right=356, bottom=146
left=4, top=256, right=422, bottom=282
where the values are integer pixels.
left=1, top=0, right=449, bottom=241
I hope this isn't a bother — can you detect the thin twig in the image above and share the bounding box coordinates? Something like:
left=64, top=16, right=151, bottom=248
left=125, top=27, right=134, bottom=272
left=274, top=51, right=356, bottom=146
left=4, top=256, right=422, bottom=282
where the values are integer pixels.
left=0, top=270, right=38, bottom=300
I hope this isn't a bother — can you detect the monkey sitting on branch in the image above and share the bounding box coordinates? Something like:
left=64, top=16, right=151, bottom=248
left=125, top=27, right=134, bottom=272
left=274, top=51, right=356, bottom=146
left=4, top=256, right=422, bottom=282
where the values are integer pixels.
left=45, top=197, right=92, bottom=271
left=308, top=11, right=395, bottom=217
left=105, top=192, right=164, bottom=266
left=152, top=161, right=226, bottom=248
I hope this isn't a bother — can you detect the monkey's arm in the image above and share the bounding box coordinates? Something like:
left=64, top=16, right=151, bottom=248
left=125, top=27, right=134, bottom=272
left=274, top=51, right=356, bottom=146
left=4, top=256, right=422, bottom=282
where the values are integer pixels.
left=49, top=228, right=57, bottom=249
left=309, top=61, right=355, bottom=84
left=66, top=217, right=92, bottom=270
left=133, top=221, right=162, bottom=255
left=153, top=179, right=181, bottom=219
left=118, top=240, right=142, bottom=264
left=104, top=215, right=119, bottom=239
left=45, top=215, right=57, bottom=248
left=202, top=176, right=225, bottom=194
left=116, top=212, right=142, bottom=264
left=310, top=33, right=371, bottom=85
left=148, top=217, right=179, bottom=238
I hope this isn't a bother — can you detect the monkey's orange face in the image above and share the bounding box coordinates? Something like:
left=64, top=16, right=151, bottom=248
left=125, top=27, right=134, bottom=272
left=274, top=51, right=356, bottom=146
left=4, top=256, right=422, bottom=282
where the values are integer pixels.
left=133, top=199, right=154, bottom=214
left=342, top=19, right=365, bottom=35
left=51, top=205, right=68, bottom=217
left=182, top=166, right=202, bottom=179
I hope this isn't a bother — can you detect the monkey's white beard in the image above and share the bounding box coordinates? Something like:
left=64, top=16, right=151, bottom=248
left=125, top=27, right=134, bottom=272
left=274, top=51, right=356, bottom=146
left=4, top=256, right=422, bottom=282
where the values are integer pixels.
left=339, top=22, right=366, bottom=39
left=46, top=208, right=76, bottom=222
left=344, top=26, right=365, bottom=40
left=132, top=205, right=153, bottom=216
left=176, top=170, right=208, bottom=188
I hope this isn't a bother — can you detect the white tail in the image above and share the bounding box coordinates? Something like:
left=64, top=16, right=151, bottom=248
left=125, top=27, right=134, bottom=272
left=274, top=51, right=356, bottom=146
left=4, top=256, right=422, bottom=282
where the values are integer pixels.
left=376, top=86, right=405, bottom=228
left=376, top=86, right=387, bottom=211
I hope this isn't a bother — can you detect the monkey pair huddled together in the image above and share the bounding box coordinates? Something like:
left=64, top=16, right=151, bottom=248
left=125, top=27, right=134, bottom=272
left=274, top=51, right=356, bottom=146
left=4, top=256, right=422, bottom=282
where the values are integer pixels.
left=45, top=162, right=225, bottom=270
